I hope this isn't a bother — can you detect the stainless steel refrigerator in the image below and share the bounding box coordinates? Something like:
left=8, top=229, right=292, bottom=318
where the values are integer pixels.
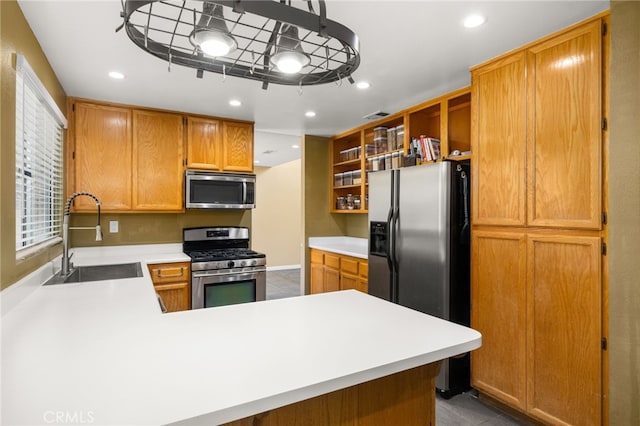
left=368, top=160, right=471, bottom=398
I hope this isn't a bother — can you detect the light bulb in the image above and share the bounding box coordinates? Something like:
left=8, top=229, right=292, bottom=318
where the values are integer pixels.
left=273, top=51, right=309, bottom=74
left=194, top=30, right=236, bottom=57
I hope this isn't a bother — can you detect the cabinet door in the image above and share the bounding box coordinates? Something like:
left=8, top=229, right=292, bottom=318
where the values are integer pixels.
left=187, top=116, right=221, bottom=170
left=155, top=281, right=191, bottom=312
left=527, top=21, right=602, bottom=230
left=222, top=121, right=254, bottom=172
left=310, top=263, right=325, bottom=294
left=340, top=273, right=358, bottom=291
left=72, top=102, right=132, bottom=211
left=325, top=268, right=340, bottom=292
left=471, top=230, right=527, bottom=410
left=526, top=234, right=601, bottom=425
left=471, top=52, right=527, bottom=226
left=132, top=110, right=184, bottom=211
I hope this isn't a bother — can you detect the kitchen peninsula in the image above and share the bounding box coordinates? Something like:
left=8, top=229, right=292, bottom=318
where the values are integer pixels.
left=1, top=245, right=480, bottom=425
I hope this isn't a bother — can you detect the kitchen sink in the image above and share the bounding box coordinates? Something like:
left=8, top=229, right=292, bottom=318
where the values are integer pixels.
left=44, top=262, right=143, bottom=285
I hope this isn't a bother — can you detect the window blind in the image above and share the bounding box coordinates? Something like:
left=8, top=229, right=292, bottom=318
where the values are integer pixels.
left=15, top=55, right=67, bottom=251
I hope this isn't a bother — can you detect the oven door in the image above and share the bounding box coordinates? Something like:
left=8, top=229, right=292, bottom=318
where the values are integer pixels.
left=191, top=267, right=266, bottom=309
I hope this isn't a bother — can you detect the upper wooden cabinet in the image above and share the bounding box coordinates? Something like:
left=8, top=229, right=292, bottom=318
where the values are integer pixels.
left=222, top=121, right=254, bottom=172
left=132, top=110, right=184, bottom=211
left=68, top=99, right=255, bottom=212
left=471, top=53, right=527, bottom=226
left=526, top=21, right=602, bottom=229
left=472, top=20, right=603, bottom=230
left=71, top=102, right=133, bottom=211
left=186, top=116, right=221, bottom=170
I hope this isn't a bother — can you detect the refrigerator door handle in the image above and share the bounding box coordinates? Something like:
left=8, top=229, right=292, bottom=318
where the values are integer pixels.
left=386, top=205, right=394, bottom=272
left=390, top=170, right=400, bottom=303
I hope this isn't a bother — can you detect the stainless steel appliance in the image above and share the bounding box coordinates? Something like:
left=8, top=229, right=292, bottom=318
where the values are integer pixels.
left=183, top=227, right=266, bottom=309
left=368, top=160, right=471, bottom=398
left=185, top=171, right=256, bottom=209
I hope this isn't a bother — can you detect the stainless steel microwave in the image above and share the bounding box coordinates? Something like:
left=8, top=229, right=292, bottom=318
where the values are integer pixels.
left=185, top=170, right=256, bottom=209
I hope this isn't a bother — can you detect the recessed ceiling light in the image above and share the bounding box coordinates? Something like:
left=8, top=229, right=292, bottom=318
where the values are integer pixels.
left=292, top=144, right=300, bottom=149
left=229, top=99, right=242, bottom=107
left=108, top=71, right=125, bottom=79
left=254, top=160, right=260, bottom=164
left=305, top=111, right=316, bottom=118
left=463, top=14, right=486, bottom=28
left=356, top=81, right=370, bottom=89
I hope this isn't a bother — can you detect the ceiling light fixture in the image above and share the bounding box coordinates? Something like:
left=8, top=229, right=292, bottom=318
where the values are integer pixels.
left=292, top=144, right=300, bottom=149
left=463, top=14, right=486, bottom=28
left=305, top=111, right=316, bottom=118
left=120, top=0, right=360, bottom=89
left=270, top=25, right=310, bottom=74
left=229, top=99, right=242, bottom=106
left=190, top=3, right=237, bottom=57
left=108, top=71, right=125, bottom=79
left=356, top=81, right=370, bottom=89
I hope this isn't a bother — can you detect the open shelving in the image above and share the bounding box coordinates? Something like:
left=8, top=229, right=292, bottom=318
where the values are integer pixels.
left=329, top=87, right=472, bottom=213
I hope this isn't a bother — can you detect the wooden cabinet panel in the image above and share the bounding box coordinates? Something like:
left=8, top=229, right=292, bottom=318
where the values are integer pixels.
left=222, top=121, right=253, bottom=172
left=471, top=52, right=527, bottom=226
left=187, top=116, right=221, bottom=170
left=310, top=250, right=324, bottom=265
left=341, top=258, right=359, bottom=275
left=527, top=21, right=602, bottom=230
left=325, top=253, right=340, bottom=270
left=340, top=273, right=358, bottom=291
left=72, top=102, right=132, bottom=211
left=155, top=281, right=190, bottom=312
left=310, top=263, right=325, bottom=295
left=359, top=262, right=368, bottom=280
left=325, top=267, right=340, bottom=292
left=132, top=110, right=184, bottom=211
left=148, top=262, right=191, bottom=312
left=526, top=234, right=601, bottom=425
left=471, top=230, right=527, bottom=410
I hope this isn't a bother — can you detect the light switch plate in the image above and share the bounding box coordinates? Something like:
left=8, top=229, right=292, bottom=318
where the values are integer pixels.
left=109, top=221, right=119, bottom=233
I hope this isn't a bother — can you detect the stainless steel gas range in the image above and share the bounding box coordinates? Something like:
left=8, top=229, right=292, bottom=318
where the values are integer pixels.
left=183, top=227, right=266, bottom=309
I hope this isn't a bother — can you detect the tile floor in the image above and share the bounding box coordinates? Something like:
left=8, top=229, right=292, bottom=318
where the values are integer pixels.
left=265, top=268, right=524, bottom=425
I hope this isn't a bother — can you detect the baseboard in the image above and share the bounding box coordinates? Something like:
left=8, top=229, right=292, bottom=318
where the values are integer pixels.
left=266, top=265, right=301, bottom=272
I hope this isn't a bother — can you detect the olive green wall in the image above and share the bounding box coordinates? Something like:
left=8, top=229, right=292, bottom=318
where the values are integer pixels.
left=69, top=211, right=250, bottom=247
left=1, top=0, right=67, bottom=290
left=609, top=2, right=640, bottom=425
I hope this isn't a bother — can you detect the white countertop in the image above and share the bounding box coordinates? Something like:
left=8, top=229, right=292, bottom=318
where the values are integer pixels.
left=308, top=236, right=368, bottom=259
left=1, top=245, right=480, bottom=426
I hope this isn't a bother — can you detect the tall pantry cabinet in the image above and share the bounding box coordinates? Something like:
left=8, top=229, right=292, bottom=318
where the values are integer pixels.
left=470, top=15, right=608, bottom=426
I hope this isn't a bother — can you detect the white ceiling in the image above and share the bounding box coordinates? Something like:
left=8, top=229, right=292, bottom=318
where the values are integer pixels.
left=18, top=0, right=609, bottom=167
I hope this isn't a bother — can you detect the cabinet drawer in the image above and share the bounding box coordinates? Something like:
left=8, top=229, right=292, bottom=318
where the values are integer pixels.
left=310, top=250, right=324, bottom=264
left=341, top=258, right=359, bottom=275
left=359, top=261, right=368, bottom=279
left=148, top=262, right=190, bottom=284
left=325, top=254, right=340, bottom=270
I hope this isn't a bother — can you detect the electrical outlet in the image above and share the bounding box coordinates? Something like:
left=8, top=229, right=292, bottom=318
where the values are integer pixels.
left=109, top=221, right=119, bottom=233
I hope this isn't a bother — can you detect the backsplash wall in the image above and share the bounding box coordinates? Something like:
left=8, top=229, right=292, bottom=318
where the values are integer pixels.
left=69, top=210, right=250, bottom=247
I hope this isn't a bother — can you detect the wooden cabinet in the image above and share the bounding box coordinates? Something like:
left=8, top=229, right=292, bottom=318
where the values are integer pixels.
left=471, top=231, right=527, bottom=410
left=70, top=102, right=132, bottom=211
left=329, top=87, right=471, bottom=213
left=148, top=262, right=191, bottom=312
left=470, top=15, right=607, bottom=426
left=222, top=121, right=254, bottom=172
left=68, top=99, right=255, bottom=212
left=132, top=110, right=184, bottom=211
left=186, top=116, right=221, bottom=170
left=309, top=249, right=368, bottom=294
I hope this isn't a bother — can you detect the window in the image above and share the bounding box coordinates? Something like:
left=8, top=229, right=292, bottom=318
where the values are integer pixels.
left=15, top=55, right=67, bottom=252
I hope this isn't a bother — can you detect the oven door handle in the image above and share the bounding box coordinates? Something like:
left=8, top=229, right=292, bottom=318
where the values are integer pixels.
left=192, top=268, right=266, bottom=279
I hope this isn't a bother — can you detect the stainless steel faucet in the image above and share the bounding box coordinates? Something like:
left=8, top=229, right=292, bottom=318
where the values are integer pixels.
left=60, top=192, right=102, bottom=277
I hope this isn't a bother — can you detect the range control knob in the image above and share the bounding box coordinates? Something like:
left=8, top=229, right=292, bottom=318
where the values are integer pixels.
left=227, top=261, right=235, bottom=268
left=251, top=260, right=257, bottom=266
left=239, top=260, right=246, bottom=267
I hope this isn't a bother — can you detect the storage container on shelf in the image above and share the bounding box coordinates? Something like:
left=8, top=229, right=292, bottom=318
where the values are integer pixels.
left=395, top=125, right=405, bottom=150
left=365, top=144, right=376, bottom=156
left=352, top=170, right=362, bottom=185
left=392, top=151, right=402, bottom=169
left=342, top=170, right=353, bottom=186
left=339, top=149, right=349, bottom=162
left=334, top=172, right=343, bottom=187
left=336, top=196, right=346, bottom=210
left=373, top=137, right=387, bottom=154
left=384, top=154, right=392, bottom=170
left=373, top=126, right=388, bottom=139
left=387, top=128, right=396, bottom=152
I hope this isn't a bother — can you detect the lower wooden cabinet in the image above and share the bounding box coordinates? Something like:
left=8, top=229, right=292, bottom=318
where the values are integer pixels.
left=148, top=262, right=191, bottom=312
left=471, top=230, right=603, bottom=425
left=310, top=249, right=367, bottom=294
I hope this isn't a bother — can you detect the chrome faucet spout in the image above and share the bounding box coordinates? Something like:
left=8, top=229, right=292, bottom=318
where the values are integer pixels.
left=61, top=192, right=102, bottom=277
